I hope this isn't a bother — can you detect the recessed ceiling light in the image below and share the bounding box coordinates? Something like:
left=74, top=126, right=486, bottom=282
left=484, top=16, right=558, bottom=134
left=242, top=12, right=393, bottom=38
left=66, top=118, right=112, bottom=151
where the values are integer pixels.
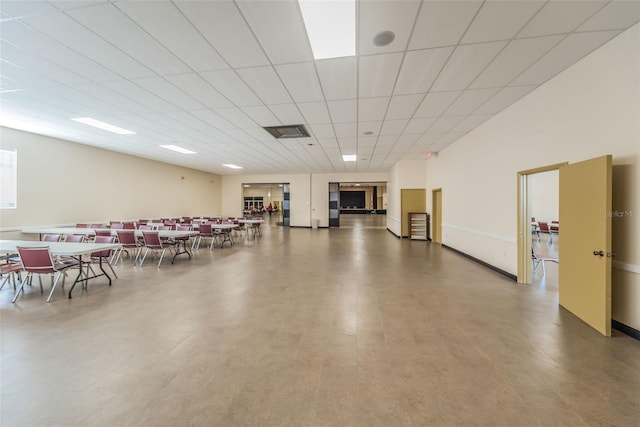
left=363, top=131, right=374, bottom=136
left=243, top=184, right=250, bottom=187
left=223, top=164, right=243, bottom=169
left=354, top=183, right=361, bottom=186
left=160, top=144, right=196, bottom=154
left=299, top=0, right=355, bottom=59
left=342, top=154, right=357, bottom=162
left=71, top=117, right=135, bottom=135
left=373, top=30, right=395, bottom=47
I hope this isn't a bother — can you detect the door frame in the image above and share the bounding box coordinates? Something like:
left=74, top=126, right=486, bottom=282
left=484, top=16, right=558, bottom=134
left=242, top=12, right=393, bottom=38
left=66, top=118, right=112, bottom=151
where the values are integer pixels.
left=516, top=163, right=567, bottom=284
left=432, top=188, right=442, bottom=244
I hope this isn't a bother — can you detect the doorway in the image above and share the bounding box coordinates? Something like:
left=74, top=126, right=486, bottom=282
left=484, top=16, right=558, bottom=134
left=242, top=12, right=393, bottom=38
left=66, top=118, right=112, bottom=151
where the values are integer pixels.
left=400, top=189, right=426, bottom=238
left=432, top=188, right=442, bottom=244
left=242, top=183, right=289, bottom=226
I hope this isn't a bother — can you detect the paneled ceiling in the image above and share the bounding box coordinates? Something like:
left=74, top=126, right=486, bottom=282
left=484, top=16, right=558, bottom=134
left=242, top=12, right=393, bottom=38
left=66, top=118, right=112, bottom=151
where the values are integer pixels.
left=1, top=1, right=638, bottom=175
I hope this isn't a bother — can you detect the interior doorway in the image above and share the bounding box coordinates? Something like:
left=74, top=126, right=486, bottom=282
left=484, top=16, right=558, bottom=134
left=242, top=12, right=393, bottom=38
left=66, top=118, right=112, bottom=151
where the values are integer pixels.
left=328, top=182, right=387, bottom=228
left=242, top=182, right=289, bottom=226
left=432, top=188, right=442, bottom=244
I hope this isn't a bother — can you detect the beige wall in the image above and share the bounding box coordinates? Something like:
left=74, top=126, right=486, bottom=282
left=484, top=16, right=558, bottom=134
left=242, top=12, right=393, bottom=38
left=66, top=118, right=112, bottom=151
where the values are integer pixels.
left=387, top=160, right=427, bottom=236
left=529, top=170, right=559, bottom=225
left=426, top=24, right=640, bottom=329
left=0, top=127, right=221, bottom=238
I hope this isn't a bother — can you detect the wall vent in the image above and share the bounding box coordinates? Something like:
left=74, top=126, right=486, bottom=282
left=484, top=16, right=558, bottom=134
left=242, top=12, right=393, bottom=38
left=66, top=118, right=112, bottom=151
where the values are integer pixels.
left=263, top=124, right=310, bottom=139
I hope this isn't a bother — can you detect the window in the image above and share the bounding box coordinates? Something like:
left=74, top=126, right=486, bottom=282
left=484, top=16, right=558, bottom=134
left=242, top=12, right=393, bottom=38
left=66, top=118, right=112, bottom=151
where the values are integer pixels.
left=243, top=197, right=263, bottom=211
left=0, top=149, right=17, bottom=208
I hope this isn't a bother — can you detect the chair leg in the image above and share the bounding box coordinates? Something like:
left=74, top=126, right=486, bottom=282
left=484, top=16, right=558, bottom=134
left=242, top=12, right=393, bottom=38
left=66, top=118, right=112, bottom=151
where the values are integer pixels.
left=46, top=272, right=63, bottom=303
left=12, top=272, right=30, bottom=303
left=140, top=248, right=150, bottom=266
left=157, top=248, right=166, bottom=268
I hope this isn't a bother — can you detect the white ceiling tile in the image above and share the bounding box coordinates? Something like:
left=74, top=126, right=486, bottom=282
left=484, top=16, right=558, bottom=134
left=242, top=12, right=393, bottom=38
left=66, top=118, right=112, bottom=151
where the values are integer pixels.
left=359, top=0, right=421, bottom=55
left=376, top=135, right=400, bottom=146
left=416, top=132, right=446, bottom=148
left=74, top=83, right=154, bottom=115
left=462, top=1, right=545, bottom=44
left=577, top=0, right=640, bottom=32
left=358, top=53, right=403, bottom=98
left=297, top=102, right=331, bottom=124
left=44, top=85, right=128, bottom=117
left=164, top=111, right=213, bottom=132
left=22, top=12, right=154, bottom=79
left=200, top=70, right=262, bottom=107
left=235, top=0, right=313, bottom=64
left=114, top=1, right=228, bottom=72
left=452, top=114, right=494, bottom=133
left=409, top=1, right=483, bottom=49
left=358, top=97, right=389, bottom=122
left=174, top=0, right=269, bottom=68
left=236, top=66, right=292, bottom=105
left=512, top=30, right=621, bottom=85
left=431, top=42, right=507, bottom=91
left=470, top=35, right=563, bottom=88
left=380, top=120, right=409, bottom=136
left=474, top=85, right=537, bottom=114
left=334, top=123, right=358, bottom=138
left=164, top=73, right=232, bottom=110
left=518, top=1, right=607, bottom=37
left=0, top=58, right=62, bottom=90
left=0, top=0, right=59, bottom=18
left=268, top=104, right=305, bottom=125
left=274, top=62, right=324, bottom=103
left=429, top=116, right=465, bottom=133
left=190, top=110, right=236, bottom=130
left=327, top=99, right=357, bottom=123
left=214, top=107, right=257, bottom=128
left=67, top=3, right=191, bottom=76
left=0, top=21, right=121, bottom=82
left=133, top=77, right=204, bottom=111
left=394, top=47, right=453, bottom=95
left=310, top=124, right=336, bottom=139
left=385, top=94, right=424, bottom=120
left=414, top=91, right=461, bottom=117
left=443, top=88, right=499, bottom=116
left=403, top=117, right=437, bottom=135
left=430, top=132, right=466, bottom=151
left=241, top=106, right=280, bottom=127
left=102, top=80, right=177, bottom=113
left=316, top=57, right=357, bottom=100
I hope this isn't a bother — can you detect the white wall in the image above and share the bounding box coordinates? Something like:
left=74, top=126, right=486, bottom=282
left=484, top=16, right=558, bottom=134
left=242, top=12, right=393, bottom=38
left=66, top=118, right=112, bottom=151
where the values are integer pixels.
left=387, top=160, right=427, bottom=236
left=530, top=170, right=559, bottom=225
left=426, top=24, right=640, bottom=329
left=0, top=127, right=221, bottom=238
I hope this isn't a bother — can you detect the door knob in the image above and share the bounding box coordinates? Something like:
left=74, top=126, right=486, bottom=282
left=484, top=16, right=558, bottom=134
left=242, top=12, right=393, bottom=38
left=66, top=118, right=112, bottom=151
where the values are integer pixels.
left=607, top=252, right=616, bottom=258
left=593, top=250, right=604, bottom=257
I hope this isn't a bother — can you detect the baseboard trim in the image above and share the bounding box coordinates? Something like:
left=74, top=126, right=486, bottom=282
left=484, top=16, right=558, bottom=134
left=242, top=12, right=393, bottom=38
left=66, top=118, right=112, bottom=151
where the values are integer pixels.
left=612, top=320, right=640, bottom=341
left=443, top=244, right=517, bottom=281
left=387, top=228, right=401, bottom=238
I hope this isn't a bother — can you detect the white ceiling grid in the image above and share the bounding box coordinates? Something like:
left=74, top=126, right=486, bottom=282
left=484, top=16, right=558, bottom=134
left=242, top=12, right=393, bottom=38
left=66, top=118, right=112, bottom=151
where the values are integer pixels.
left=0, top=0, right=638, bottom=174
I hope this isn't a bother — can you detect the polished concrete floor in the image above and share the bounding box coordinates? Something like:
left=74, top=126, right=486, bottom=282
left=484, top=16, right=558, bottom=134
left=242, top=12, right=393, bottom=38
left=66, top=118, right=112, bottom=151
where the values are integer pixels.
left=1, top=215, right=638, bottom=426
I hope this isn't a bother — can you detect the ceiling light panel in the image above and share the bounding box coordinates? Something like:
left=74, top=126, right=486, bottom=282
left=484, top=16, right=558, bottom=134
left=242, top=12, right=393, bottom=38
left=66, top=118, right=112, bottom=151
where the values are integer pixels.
left=431, top=41, right=507, bottom=91
left=298, top=0, right=355, bottom=60
left=462, top=1, right=545, bottom=44
left=315, top=56, right=357, bottom=100
left=358, top=53, right=403, bottom=98
left=470, top=35, right=563, bottom=89
left=237, top=0, right=313, bottom=64
left=409, top=0, right=482, bottom=50
left=164, top=73, right=233, bottom=110
left=236, top=66, right=292, bottom=105
left=160, top=144, right=196, bottom=154
left=274, top=62, right=324, bottom=103
left=358, top=0, right=419, bottom=55
left=71, top=117, right=135, bottom=134
left=394, top=47, right=453, bottom=95
left=518, top=1, right=607, bottom=38
left=173, top=0, right=268, bottom=68
left=512, top=31, right=621, bottom=86
left=114, top=1, right=228, bottom=72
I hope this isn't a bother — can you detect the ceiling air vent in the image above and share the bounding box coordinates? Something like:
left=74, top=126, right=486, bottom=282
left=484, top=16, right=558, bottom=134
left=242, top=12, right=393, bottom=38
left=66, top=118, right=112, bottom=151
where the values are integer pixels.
left=263, top=124, right=310, bottom=139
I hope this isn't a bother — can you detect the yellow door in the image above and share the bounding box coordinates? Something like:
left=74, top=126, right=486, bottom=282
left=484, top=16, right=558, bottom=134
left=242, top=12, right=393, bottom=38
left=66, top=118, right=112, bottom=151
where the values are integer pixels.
left=559, top=155, right=612, bottom=336
left=401, top=189, right=426, bottom=237
left=432, top=189, right=442, bottom=244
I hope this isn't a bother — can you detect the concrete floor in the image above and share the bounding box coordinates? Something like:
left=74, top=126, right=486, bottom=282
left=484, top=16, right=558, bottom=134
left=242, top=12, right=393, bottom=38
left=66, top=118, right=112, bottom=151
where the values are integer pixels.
left=1, top=215, right=638, bottom=426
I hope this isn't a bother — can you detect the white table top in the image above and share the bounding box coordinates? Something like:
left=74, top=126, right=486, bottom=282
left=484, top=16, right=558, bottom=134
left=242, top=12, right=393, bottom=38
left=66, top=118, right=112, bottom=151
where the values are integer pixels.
left=210, top=224, right=236, bottom=230
left=21, top=227, right=197, bottom=238
left=237, top=219, right=264, bottom=224
left=0, top=240, right=121, bottom=256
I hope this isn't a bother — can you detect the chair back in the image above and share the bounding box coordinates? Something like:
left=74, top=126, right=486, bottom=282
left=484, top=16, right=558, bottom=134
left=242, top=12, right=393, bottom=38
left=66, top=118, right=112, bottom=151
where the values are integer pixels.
left=76, top=223, right=89, bottom=228
left=94, top=230, right=112, bottom=237
left=90, top=223, right=104, bottom=228
left=182, top=218, right=192, bottom=224
left=142, top=231, right=162, bottom=249
left=177, top=225, right=192, bottom=231
left=538, top=222, right=550, bottom=233
left=17, top=246, right=57, bottom=274
left=139, top=225, right=156, bottom=230
left=138, top=219, right=149, bottom=225
left=42, top=234, right=62, bottom=242
left=157, top=225, right=172, bottom=230
left=65, top=234, right=85, bottom=243
left=123, top=222, right=135, bottom=229
left=110, top=222, right=125, bottom=229
left=92, top=235, right=116, bottom=258
left=199, top=223, right=213, bottom=237
left=116, top=230, right=137, bottom=246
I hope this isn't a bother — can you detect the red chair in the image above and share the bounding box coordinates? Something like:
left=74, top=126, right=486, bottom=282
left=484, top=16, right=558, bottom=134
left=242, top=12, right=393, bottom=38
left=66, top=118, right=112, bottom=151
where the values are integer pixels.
left=0, top=261, right=23, bottom=293
left=123, top=222, right=135, bottom=229
left=13, top=246, right=78, bottom=303
left=140, top=232, right=174, bottom=268
left=86, top=236, right=118, bottom=279
left=175, top=225, right=194, bottom=248
left=90, top=223, right=105, bottom=228
left=94, top=230, right=112, bottom=237
left=114, top=230, right=142, bottom=265
left=76, top=224, right=89, bottom=228
left=549, top=221, right=559, bottom=243
left=42, top=234, right=62, bottom=242
left=64, top=234, right=85, bottom=243
left=537, top=221, right=551, bottom=243
left=110, top=222, right=125, bottom=229
left=197, top=223, right=215, bottom=250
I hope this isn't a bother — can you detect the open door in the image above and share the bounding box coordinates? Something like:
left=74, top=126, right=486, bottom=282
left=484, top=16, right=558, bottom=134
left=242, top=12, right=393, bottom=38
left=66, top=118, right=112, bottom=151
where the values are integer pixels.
left=559, top=155, right=612, bottom=336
